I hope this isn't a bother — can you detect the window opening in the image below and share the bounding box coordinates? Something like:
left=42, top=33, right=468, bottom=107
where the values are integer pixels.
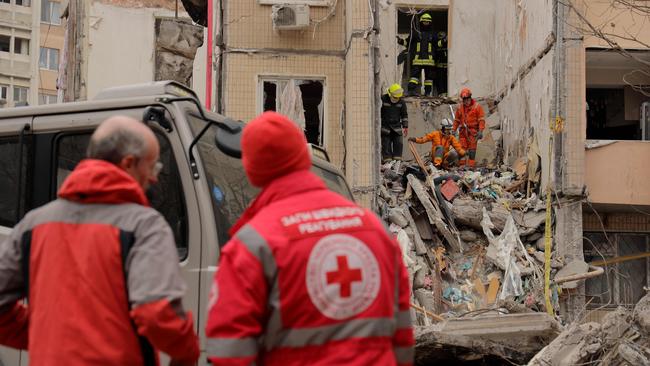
left=13, top=86, right=29, bottom=104
left=38, top=94, right=57, bottom=105
left=261, top=78, right=324, bottom=146
left=16, top=0, right=31, bottom=6
left=396, top=8, right=448, bottom=96
left=0, top=35, right=10, bottom=53
left=14, top=37, right=29, bottom=55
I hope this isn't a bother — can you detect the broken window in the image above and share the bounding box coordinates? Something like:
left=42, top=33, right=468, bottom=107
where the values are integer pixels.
left=0, top=35, right=10, bottom=53
left=586, top=49, right=650, bottom=140
left=260, top=78, right=324, bottom=146
left=14, top=37, right=29, bottom=55
left=396, top=8, right=448, bottom=96
left=584, top=232, right=650, bottom=307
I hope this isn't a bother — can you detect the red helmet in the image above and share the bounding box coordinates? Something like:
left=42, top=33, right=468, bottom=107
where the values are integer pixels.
left=460, top=88, right=472, bottom=99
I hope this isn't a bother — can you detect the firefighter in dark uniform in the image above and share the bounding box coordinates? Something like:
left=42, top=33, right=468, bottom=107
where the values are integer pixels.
left=435, top=31, right=448, bottom=96
left=398, top=13, right=437, bottom=96
left=381, top=84, right=408, bottom=163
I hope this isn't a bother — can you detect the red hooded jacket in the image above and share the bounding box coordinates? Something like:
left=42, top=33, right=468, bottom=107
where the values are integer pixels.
left=205, top=170, right=414, bottom=366
left=0, top=159, right=199, bottom=365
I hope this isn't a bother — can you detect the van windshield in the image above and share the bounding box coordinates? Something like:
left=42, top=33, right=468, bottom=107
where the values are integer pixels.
left=186, top=112, right=259, bottom=247
left=186, top=110, right=354, bottom=246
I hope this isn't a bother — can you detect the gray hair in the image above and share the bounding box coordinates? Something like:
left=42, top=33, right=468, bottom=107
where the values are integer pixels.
left=86, top=126, right=147, bottom=164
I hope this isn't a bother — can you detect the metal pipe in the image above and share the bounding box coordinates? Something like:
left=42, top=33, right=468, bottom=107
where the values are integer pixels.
left=552, top=265, right=604, bottom=285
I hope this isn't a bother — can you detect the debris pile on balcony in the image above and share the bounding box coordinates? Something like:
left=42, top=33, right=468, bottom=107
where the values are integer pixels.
left=378, top=146, right=565, bottom=325
left=529, top=291, right=650, bottom=365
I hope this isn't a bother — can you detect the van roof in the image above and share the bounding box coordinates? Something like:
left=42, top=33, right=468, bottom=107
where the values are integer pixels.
left=0, top=81, right=194, bottom=119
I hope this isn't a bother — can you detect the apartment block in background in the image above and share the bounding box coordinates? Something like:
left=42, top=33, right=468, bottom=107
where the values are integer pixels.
left=0, top=0, right=63, bottom=108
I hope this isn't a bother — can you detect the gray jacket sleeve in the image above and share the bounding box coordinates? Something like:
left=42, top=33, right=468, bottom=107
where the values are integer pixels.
left=0, top=221, right=27, bottom=308
left=126, top=209, right=187, bottom=306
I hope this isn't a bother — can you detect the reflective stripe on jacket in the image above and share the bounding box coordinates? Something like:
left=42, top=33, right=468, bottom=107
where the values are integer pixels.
left=381, top=94, right=408, bottom=133
left=205, top=170, right=414, bottom=366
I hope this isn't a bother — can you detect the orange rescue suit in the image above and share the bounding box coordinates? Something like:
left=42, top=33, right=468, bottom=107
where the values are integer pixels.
left=453, top=99, right=485, bottom=151
left=414, top=130, right=465, bottom=167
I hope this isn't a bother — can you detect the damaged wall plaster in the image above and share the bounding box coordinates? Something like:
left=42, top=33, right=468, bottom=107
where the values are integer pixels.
left=85, top=2, right=206, bottom=100
left=155, top=19, right=204, bottom=86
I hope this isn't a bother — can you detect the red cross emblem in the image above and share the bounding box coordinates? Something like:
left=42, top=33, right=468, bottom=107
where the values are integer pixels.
left=326, top=255, right=363, bottom=298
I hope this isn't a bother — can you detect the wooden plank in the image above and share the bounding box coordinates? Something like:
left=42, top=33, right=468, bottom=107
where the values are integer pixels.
left=486, top=277, right=500, bottom=305
left=408, top=140, right=429, bottom=174
left=474, top=278, right=487, bottom=305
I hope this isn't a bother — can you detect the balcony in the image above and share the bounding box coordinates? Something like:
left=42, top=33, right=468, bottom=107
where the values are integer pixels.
left=585, top=140, right=650, bottom=206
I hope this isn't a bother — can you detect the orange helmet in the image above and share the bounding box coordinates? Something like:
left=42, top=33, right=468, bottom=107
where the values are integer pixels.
left=460, top=88, right=472, bottom=99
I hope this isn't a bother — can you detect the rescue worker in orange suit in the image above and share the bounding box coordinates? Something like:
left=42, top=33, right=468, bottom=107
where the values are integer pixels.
left=0, top=116, right=200, bottom=365
left=381, top=83, right=409, bottom=163
left=453, top=87, right=486, bottom=167
left=409, top=118, right=465, bottom=168
left=398, top=13, right=437, bottom=96
left=205, top=111, right=414, bottom=366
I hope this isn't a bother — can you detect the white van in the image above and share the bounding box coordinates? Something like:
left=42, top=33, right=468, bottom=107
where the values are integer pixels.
left=0, top=81, right=352, bottom=365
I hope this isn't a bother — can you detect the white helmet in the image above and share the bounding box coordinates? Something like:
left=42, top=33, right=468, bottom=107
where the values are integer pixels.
left=441, top=118, right=453, bottom=130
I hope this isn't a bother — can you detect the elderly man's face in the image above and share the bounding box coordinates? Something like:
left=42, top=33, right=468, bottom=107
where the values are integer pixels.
left=120, top=136, right=161, bottom=191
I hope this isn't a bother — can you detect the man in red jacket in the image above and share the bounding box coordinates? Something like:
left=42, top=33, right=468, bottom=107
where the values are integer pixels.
left=205, top=111, right=414, bottom=366
left=0, top=116, right=199, bottom=365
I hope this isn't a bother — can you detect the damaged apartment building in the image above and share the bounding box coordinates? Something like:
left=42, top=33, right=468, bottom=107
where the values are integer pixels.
left=53, top=0, right=650, bottom=363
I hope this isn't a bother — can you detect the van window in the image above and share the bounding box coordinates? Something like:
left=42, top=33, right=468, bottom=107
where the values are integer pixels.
left=54, top=132, right=189, bottom=259
left=0, top=136, right=31, bottom=227
left=310, top=165, right=353, bottom=200
left=186, top=112, right=259, bottom=247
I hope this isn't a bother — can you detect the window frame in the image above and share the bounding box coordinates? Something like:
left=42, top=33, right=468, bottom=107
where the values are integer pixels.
left=40, top=0, right=61, bottom=25
left=13, top=86, right=29, bottom=103
left=38, top=93, right=57, bottom=105
left=0, top=84, right=8, bottom=100
left=257, top=75, right=327, bottom=147
left=0, top=34, right=10, bottom=53
left=257, top=0, right=332, bottom=6
left=39, top=47, right=59, bottom=70
left=13, top=37, right=29, bottom=56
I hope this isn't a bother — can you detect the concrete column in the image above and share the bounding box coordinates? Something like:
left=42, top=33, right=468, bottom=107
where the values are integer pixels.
left=344, top=0, right=375, bottom=208
left=554, top=0, right=587, bottom=322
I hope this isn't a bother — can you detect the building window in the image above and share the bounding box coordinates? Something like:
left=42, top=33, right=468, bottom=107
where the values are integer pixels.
left=38, top=93, right=57, bottom=105
left=13, top=86, right=28, bottom=104
left=16, top=0, right=31, bottom=6
left=0, top=85, right=7, bottom=101
left=14, top=37, right=29, bottom=55
left=586, top=49, right=650, bottom=140
left=41, top=0, right=61, bottom=25
left=39, top=47, right=59, bottom=70
left=584, top=232, right=650, bottom=307
left=0, top=0, right=10, bottom=4
left=259, top=77, right=324, bottom=146
left=0, top=35, right=10, bottom=53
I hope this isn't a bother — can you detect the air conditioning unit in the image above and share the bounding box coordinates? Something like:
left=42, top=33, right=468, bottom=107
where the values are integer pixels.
left=271, top=4, right=310, bottom=30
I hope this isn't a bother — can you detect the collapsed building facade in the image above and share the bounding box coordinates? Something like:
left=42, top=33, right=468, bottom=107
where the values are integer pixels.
left=54, top=0, right=650, bottom=363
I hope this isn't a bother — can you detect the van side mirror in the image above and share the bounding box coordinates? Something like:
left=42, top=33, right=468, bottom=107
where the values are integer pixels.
left=214, top=118, right=243, bottom=159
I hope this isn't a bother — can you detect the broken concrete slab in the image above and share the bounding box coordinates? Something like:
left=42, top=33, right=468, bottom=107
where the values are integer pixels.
left=389, top=208, right=409, bottom=227
left=601, top=306, right=633, bottom=342
left=554, top=260, right=589, bottom=289
left=459, top=230, right=479, bottom=242
left=528, top=322, right=602, bottom=366
left=633, top=291, right=650, bottom=334
left=415, top=323, right=539, bottom=364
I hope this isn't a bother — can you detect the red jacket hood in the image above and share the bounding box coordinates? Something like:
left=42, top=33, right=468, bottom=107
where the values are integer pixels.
left=58, top=159, right=149, bottom=206
left=229, top=170, right=325, bottom=236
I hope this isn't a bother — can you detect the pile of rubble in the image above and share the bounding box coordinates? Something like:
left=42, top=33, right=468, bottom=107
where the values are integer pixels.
left=378, top=146, right=565, bottom=323
left=529, top=292, right=650, bottom=365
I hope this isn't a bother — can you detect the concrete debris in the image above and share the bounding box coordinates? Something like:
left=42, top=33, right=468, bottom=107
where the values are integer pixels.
left=378, top=148, right=571, bottom=363
left=155, top=19, right=204, bottom=86
left=529, top=291, right=650, bottom=365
